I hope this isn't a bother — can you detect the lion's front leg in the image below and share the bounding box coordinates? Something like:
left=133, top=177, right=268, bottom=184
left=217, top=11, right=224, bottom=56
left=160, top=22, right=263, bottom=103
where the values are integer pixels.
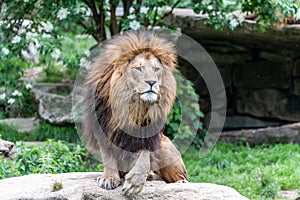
left=122, top=150, right=150, bottom=196
left=97, top=148, right=121, bottom=190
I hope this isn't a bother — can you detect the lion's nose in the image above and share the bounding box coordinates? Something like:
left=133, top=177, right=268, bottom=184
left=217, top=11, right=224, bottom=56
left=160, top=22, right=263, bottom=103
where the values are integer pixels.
left=145, top=80, right=157, bottom=87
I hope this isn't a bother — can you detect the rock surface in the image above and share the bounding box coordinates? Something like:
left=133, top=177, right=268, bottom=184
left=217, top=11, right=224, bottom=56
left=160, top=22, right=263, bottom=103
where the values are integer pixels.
left=32, top=83, right=73, bottom=124
left=220, top=122, right=300, bottom=145
left=164, top=8, right=300, bottom=127
left=0, top=118, right=38, bottom=133
left=0, top=172, right=249, bottom=200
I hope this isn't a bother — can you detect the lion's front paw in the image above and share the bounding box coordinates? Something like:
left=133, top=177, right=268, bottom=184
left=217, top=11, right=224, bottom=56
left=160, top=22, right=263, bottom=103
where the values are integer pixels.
left=122, top=171, right=148, bottom=196
left=97, top=175, right=120, bottom=190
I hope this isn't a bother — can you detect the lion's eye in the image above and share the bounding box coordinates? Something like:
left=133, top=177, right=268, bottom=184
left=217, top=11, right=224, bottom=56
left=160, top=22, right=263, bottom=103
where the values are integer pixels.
left=134, top=67, right=142, bottom=72
left=154, top=68, right=160, bottom=72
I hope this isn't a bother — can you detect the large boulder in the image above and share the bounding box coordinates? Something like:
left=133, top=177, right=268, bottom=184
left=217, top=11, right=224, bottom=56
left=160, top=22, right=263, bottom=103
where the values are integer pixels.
left=0, top=172, right=248, bottom=200
left=32, top=83, right=73, bottom=124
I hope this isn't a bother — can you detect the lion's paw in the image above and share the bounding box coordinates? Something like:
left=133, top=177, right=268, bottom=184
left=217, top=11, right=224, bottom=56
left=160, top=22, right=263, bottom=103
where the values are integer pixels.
left=97, top=175, right=120, bottom=190
left=122, top=171, right=148, bottom=196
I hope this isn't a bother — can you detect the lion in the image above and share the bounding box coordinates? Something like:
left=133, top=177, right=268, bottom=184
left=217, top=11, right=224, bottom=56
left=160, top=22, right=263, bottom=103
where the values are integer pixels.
left=83, top=31, right=187, bottom=196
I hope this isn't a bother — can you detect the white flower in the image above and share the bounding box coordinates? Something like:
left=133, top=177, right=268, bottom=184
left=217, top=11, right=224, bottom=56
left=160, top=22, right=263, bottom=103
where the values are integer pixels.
left=85, top=8, right=92, bottom=16
left=21, top=43, right=40, bottom=63
left=129, top=20, right=141, bottom=31
left=230, top=19, right=239, bottom=28
left=22, top=19, right=32, bottom=28
left=201, top=0, right=210, bottom=5
left=2, top=47, right=9, bottom=55
left=84, top=50, right=91, bottom=57
left=7, top=98, right=15, bottom=105
left=296, top=9, right=300, bottom=20
left=0, top=93, right=6, bottom=100
left=25, top=83, right=32, bottom=89
left=57, top=8, right=70, bottom=20
left=127, top=14, right=135, bottom=20
left=26, top=31, right=38, bottom=40
left=42, top=33, right=51, bottom=38
left=12, top=35, right=21, bottom=43
left=79, top=57, right=92, bottom=69
left=12, top=90, right=22, bottom=97
left=76, top=7, right=87, bottom=14
left=38, top=21, right=53, bottom=33
left=24, top=0, right=29, bottom=2
left=51, top=48, right=61, bottom=60
left=207, top=5, right=213, bottom=10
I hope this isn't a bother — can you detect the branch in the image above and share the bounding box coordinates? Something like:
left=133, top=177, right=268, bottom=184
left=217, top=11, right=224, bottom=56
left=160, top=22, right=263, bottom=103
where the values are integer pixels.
left=152, top=0, right=181, bottom=28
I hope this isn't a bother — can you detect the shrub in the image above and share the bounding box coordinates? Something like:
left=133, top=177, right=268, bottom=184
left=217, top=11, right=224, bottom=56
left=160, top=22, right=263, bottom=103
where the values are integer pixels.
left=165, top=71, right=204, bottom=148
left=0, top=140, right=102, bottom=179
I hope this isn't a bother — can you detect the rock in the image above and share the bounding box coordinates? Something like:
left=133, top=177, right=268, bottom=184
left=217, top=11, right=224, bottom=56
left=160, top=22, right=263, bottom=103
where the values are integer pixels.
left=237, top=89, right=300, bottom=121
left=259, top=51, right=292, bottom=63
left=0, top=118, right=38, bottom=133
left=32, top=83, right=73, bottom=124
left=291, top=78, right=300, bottom=96
left=220, top=122, right=300, bottom=145
left=0, top=172, right=249, bottom=200
left=293, top=59, right=300, bottom=77
left=0, top=139, right=14, bottom=157
left=224, top=115, right=282, bottom=129
left=210, top=52, right=251, bottom=65
left=233, top=61, right=292, bottom=89
left=164, top=9, right=300, bottom=53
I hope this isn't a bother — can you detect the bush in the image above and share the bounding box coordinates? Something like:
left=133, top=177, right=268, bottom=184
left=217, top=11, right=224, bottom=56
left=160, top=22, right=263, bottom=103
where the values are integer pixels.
left=193, top=0, right=300, bottom=31
left=0, top=140, right=102, bottom=179
left=165, top=71, right=204, bottom=148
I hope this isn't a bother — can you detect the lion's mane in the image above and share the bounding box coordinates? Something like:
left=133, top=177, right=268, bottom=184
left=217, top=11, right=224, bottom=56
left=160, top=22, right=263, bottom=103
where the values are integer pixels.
left=83, top=31, right=178, bottom=171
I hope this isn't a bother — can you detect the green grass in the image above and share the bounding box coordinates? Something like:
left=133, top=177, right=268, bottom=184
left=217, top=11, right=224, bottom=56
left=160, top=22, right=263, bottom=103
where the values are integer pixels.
left=183, top=142, right=300, bottom=199
left=1, top=121, right=300, bottom=199
left=0, top=123, right=79, bottom=143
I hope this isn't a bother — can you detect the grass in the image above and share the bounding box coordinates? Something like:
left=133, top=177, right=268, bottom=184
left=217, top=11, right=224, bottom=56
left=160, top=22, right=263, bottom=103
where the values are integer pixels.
left=1, top=122, right=300, bottom=199
left=183, top=142, right=300, bottom=199
left=0, top=123, right=79, bottom=143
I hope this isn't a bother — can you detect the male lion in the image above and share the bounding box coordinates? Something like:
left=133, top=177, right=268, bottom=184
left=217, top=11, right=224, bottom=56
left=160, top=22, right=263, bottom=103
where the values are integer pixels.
left=83, top=31, right=187, bottom=196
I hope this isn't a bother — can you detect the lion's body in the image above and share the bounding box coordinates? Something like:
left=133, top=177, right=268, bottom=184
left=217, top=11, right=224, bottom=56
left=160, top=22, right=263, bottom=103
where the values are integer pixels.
left=83, top=31, right=187, bottom=195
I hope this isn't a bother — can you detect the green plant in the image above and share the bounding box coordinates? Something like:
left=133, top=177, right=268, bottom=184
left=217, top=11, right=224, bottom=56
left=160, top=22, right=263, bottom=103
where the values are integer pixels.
left=52, top=181, right=63, bottom=192
left=192, top=0, right=300, bottom=31
left=0, top=124, right=28, bottom=142
left=30, top=123, right=80, bottom=143
left=0, top=58, right=36, bottom=118
left=0, top=139, right=102, bottom=179
left=165, top=71, right=204, bottom=148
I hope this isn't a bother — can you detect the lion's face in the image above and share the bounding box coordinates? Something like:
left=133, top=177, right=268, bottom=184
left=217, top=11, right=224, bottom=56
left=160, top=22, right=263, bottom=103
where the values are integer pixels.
left=124, top=53, right=163, bottom=103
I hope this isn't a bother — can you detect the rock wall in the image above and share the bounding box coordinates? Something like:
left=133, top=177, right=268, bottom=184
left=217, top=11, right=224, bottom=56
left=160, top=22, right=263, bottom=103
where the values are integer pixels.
left=165, top=9, right=300, bottom=129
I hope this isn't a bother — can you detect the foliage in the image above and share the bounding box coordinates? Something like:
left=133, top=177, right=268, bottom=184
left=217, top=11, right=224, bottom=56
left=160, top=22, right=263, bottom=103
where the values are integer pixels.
left=0, top=57, right=36, bottom=118
left=165, top=71, right=204, bottom=148
left=0, top=124, right=28, bottom=142
left=192, top=0, right=300, bottom=31
left=0, top=140, right=102, bottom=179
left=52, top=181, right=63, bottom=192
left=0, top=123, right=79, bottom=143
left=184, top=142, right=300, bottom=199
left=30, top=123, right=80, bottom=143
